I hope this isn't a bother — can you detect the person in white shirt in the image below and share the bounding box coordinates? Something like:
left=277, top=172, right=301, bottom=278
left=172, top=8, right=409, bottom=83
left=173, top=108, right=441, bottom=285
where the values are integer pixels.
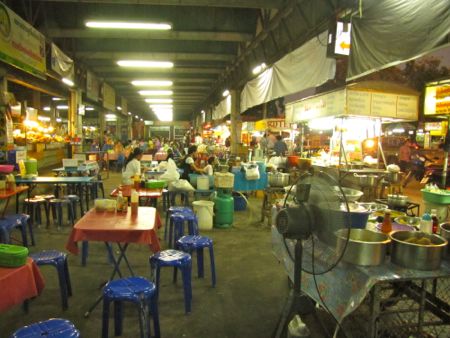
left=180, top=145, right=203, bottom=181
left=203, top=156, right=215, bottom=176
left=122, top=147, right=143, bottom=185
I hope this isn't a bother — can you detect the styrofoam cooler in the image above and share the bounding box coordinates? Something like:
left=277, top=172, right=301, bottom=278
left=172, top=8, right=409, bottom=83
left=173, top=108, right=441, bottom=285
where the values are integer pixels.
left=193, top=200, right=214, bottom=230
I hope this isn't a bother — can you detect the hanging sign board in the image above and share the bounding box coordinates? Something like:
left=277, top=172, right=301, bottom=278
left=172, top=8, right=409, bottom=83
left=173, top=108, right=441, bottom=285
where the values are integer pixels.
left=50, top=43, right=74, bottom=81
left=86, top=71, right=99, bottom=101
left=0, top=2, right=46, bottom=78
left=293, top=90, right=345, bottom=121
left=121, top=97, right=128, bottom=116
left=102, top=82, right=115, bottom=111
left=424, top=84, right=450, bottom=115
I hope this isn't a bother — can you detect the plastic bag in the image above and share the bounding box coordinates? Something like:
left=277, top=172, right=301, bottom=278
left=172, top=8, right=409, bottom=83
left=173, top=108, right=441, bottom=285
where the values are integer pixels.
left=169, top=179, right=195, bottom=192
left=160, top=158, right=180, bottom=182
left=245, top=164, right=260, bottom=180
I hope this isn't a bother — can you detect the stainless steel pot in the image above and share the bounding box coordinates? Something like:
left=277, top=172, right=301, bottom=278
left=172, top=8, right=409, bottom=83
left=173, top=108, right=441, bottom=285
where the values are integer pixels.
left=386, top=171, right=400, bottom=183
left=354, top=173, right=378, bottom=187
left=439, top=223, right=450, bottom=259
left=336, top=229, right=390, bottom=266
left=390, top=231, right=447, bottom=270
left=268, top=172, right=290, bottom=187
left=387, top=194, right=409, bottom=207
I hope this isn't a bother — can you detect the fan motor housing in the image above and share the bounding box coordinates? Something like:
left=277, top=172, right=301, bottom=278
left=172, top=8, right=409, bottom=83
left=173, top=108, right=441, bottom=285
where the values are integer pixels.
left=276, top=206, right=313, bottom=240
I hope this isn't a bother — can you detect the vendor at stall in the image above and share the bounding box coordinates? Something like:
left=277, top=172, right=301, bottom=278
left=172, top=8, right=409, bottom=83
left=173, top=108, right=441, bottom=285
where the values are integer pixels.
left=180, top=145, right=203, bottom=181
left=274, top=135, right=288, bottom=156
left=399, top=139, right=412, bottom=172
left=122, top=147, right=143, bottom=185
left=203, top=156, right=216, bottom=175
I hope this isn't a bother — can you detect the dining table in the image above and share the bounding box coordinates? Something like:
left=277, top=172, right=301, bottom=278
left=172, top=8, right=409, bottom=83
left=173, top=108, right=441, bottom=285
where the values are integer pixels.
left=74, top=151, right=110, bottom=178
left=66, top=206, right=162, bottom=317
left=0, top=186, right=29, bottom=217
left=15, top=176, right=95, bottom=211
left=0, top=258, right=45, bottom=312
left=110, top=185, right=163, bottom=207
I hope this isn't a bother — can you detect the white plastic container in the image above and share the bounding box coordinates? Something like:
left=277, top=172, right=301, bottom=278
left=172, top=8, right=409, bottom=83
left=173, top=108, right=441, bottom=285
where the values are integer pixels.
left=193, top=200, right=214, bottom=230
left=197, top=176, right=210, bottom=190
left=214, top=172, right=234, bottom=188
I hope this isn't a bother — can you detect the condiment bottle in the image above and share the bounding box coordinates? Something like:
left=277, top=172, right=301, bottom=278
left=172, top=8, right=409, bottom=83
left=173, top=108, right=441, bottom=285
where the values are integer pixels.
left=122, top=197, right=128, bottom=213
left=420, top=212, right=432, bottom=234
left=133, top=175, right=140, bottom=190
left=130, top=189, right=139, bottom=215
left=116, top=191, right=124, bottom=212
left=431, top=209, right=439, bottom=234
left=381, top=210, right=392, bottom=233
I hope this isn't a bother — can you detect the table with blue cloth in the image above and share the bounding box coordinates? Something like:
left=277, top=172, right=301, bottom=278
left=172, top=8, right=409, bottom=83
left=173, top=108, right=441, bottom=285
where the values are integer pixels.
left=232, top=167, right=268, bottom=192
left=271, top=227, right=450, bottom=337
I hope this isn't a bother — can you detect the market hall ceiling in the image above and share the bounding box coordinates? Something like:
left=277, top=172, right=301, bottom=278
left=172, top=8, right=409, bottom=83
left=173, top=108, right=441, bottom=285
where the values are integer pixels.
left=5, top=0, right=345, bottom=121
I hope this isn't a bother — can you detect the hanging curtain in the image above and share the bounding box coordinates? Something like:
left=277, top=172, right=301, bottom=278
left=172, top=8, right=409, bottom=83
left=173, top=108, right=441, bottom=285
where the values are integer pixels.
left=347, top=0, right=450, bottom=80
left=240, top=31, right=336, bottom=113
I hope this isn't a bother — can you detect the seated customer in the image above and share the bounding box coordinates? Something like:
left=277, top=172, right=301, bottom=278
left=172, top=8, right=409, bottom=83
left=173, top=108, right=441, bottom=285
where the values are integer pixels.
left=122, top=148, right=143, bottom=185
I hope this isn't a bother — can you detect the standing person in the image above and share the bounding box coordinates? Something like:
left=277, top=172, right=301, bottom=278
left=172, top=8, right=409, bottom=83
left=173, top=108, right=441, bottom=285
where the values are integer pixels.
left=122, top=147, right=143, bottom=185
left=399, top=139, right=412, bottom=172
left=267, top=133, right=276, bottom=153
left=180, top=145, right=203, bottom=181
left=260, top=133, right=268, bottom=155
left=203, top=156, right=216, bottom=176
left=273, top=135, right=288, bottom=156
left=195, top=133, right=203, bottom=145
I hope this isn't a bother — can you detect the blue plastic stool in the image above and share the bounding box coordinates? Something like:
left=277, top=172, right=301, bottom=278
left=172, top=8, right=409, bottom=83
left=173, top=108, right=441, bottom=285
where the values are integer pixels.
left=49, top=199, right=75, bottom=229
left=23, top=197, right=49, bottom=228
left=0, top=217, right=28, bottom=247
left=164, top=207, right=194, bottom=241
left=4, top=213, right=34, bottom=246
left=149, top=250, right=192, bottom=313
left=169, top=191, right=190, bottom=207
left=11, top=318, right=80, bottom=338
left=176, top=235, right=216, bottom=287
left=29, top=250, right=72, bottom=310
left=168, top=213, right=198, bottom=248
left=102, top=277, right=160, bottom=338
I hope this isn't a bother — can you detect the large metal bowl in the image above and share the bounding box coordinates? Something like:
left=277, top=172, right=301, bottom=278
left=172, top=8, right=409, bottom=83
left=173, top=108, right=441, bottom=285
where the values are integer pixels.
left=336, top=229, right=390, bottom=266
left=390, top=231, right=448, bottom=270
left=439, top=223, right=450, bottom=259
left=394, top=216, right=421, bottom=228
left=332, top=186, right=364, bottom=202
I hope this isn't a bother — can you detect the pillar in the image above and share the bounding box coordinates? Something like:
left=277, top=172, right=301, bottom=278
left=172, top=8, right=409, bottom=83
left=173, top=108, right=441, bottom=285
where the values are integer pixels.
left=230, top=89, right=242, bottom=155
left=68, top=89, right=80, bottom=137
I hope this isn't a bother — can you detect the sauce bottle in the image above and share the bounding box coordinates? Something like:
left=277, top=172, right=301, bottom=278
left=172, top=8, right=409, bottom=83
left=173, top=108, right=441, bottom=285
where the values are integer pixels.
left=431, top=209, right=439, bottom=234
left=130, top=189, right=139, bottom=216
left=381, top=210, right=392, bottom=234
left=116, top=191, right=124, bottom=212
left=420, top=212, right=432, bottom=234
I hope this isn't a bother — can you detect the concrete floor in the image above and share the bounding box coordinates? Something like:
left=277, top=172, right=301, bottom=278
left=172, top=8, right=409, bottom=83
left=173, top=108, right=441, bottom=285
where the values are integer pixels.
left=0, top=169, right=427, bottom=338
left=0, top=170, right=288, bottom=338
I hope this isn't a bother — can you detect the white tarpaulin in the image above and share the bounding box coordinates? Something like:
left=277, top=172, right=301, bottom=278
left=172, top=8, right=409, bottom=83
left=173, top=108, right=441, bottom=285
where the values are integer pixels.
left=212, top=95, right=231, bottom=120
left=240, top=31, right=336, bottom=113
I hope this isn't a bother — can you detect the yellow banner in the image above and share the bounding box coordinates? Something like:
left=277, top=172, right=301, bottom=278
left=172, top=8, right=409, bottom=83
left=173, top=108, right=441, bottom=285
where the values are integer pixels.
left=0, top=2, right=46, bottom=77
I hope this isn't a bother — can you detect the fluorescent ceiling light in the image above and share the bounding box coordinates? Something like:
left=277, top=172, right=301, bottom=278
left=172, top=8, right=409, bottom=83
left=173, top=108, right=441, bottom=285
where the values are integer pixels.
left=252, top=62, right=267, bottom=75
left=105, top=114, right=116, bottom=119
left=150, top=104, right=173, bottom=109
left=117, top=60, right=173, bottom=68
left=56, top=118, right=62, bottom=122
left=222, top=89, right=230, bottom=97
left=85, top=106, right=95, bottom=111
left=62, top=77, right=74, bottom=87
left=38, top=116, right=51, bottom=122
left=52, top=97, right=63, bottom=101
left=155, top=111, right=173, bottom=122
left=128, top=112, right=132, bottom=115
left=135, top=115, right=139, bottom=119
left=140, top=118, right=144, bottom=121
left=43, top=106, right=51, bottom=111
left=86, top=21, right=171, bottom=30
left=116, top=106, right=122, bottom=110
left=131, top=80, right=173, bottom=87
left=56, top=105, right=69, bottom=110
left=145, top=98, right=173, bottom=104
left=139, top=90, right=173, bottom=96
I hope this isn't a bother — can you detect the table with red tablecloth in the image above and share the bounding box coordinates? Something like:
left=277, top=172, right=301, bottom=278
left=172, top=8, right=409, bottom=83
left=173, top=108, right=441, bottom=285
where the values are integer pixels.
left=0, top=258, right=45, bottom=312
left=66, top=206, right=162, bottom=254
left=110, top=186, right=163, bottom=207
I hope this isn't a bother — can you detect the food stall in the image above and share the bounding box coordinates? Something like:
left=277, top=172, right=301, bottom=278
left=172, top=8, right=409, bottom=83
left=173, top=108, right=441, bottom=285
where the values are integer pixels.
left=288, top=81, right=419, bottom=192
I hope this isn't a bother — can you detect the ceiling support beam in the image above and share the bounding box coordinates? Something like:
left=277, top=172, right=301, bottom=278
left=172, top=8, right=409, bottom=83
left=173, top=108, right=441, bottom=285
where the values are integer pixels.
left=75, top=51, right=234, bottom=62
left=46, top=29, right=253, bottom=42
left=39, top=0, right=284, bottom=9
left=108, top=77, right=215, bottom=83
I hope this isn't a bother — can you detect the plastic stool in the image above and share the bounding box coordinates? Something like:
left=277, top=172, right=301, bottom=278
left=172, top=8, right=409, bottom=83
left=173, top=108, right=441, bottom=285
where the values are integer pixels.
left=11, top=318, right=80, bottom=338
left=64, top=195, right=83, bottom=219
left=30, top=250, right=72, bottom=310
left=23, top=197, right=49, bottom=228
left=102, top=276, right=160, bottom=338
left=169, top=191, right=190, bottom=207
left=0, top=217, right=28, bottom=247
left=164, top=207, right=194, bottom=240
left=3, top=214, right=34, bottom=246
left=168, top=213, right=198, bottom=248
left=176, top=235, right=216, bottom=287
left=149, top=250, right=192, bottom=313
left=49, top=199, right=75, bottom=229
